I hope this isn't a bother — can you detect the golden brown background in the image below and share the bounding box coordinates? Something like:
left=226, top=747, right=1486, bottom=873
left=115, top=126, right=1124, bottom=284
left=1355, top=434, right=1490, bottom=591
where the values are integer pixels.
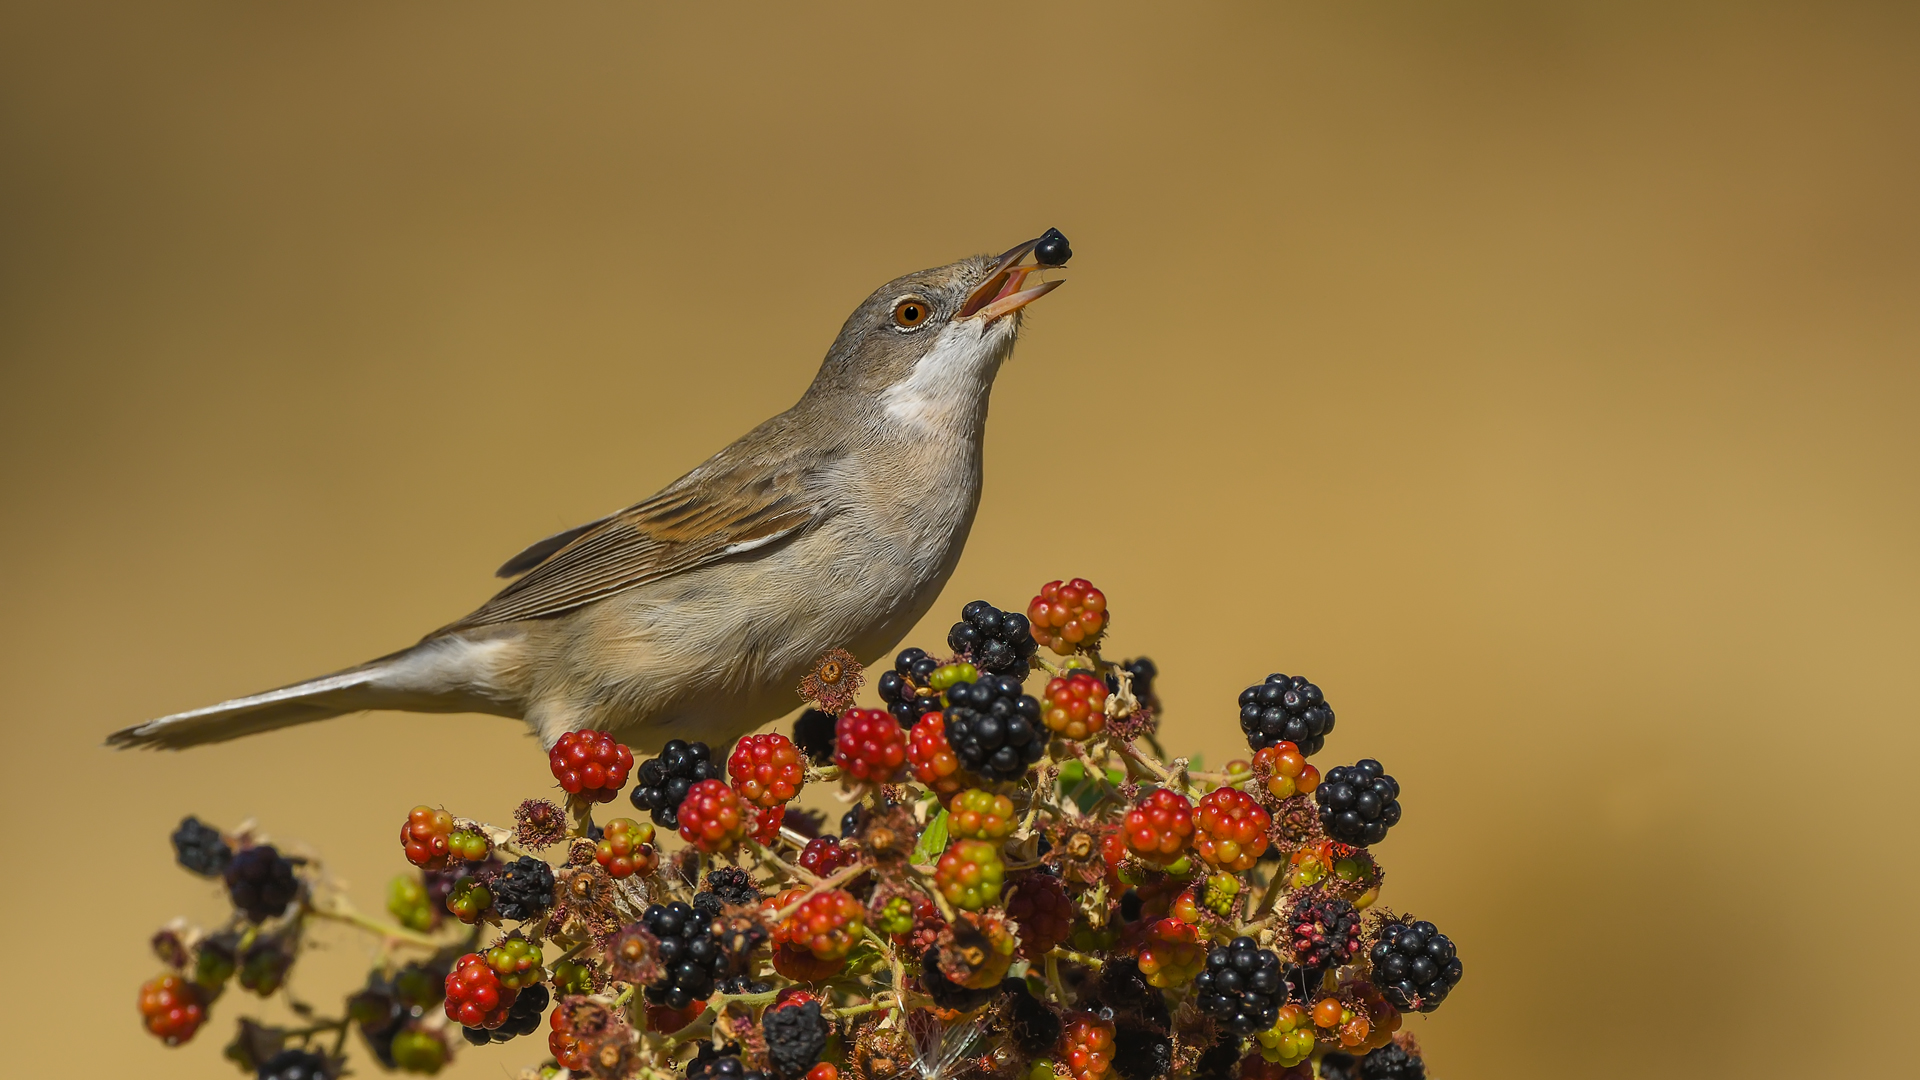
left=3, top=2, right=1915, bottom=1077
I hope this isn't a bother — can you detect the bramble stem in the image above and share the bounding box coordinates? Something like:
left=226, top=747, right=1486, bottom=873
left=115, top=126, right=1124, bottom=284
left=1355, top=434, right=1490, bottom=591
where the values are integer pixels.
left=306, top=903, right=442, bottom=950
left=1046, top=946, right=1105, bottom=970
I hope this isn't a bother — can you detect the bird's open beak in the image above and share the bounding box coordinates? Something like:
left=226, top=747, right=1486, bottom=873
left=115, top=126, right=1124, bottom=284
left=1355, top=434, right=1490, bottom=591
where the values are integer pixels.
left=959, top=236, right=1064, bottom=322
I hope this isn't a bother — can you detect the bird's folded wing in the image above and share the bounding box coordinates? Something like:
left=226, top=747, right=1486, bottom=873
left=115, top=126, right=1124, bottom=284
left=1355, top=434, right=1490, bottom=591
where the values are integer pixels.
left=442, top=464, right=820, bottom=630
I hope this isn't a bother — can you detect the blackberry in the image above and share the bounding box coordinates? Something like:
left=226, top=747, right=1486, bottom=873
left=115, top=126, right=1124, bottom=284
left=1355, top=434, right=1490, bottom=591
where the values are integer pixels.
left=1369, top=918, right=1461, bottom=1013
left=1107, top=657, right=1160, bottom=711
left=718, top=975, right=773, bottom=995
left=1318, top=1052, right=1359, bottom=1080
left=1112, top=1024, right=1172, bottom=1080
left=839, top=805, right=868, bottom=838
left=642, top=901, right=729, bottom=1010
left=1315, top=760, right=1401, bottom=846
left=876, top=647, right=943, bottom=727
left=490, top=856, right=556, bottom=920
left=942, top=674, right=1045, bottom=780
left=171, top=816, right=232, bottom=877
left=792, top=709, right=838, bottom=766
left=919, top=944, right=998, bottom=1012
left=1192, top=1037, right=1241, bottom=1080
left=225, top=846, right=299, bottom=922
left=468, top=982, right=548, bottom=1043
left=630, top=740, right=722, bottom=829
left=256, top=1048, right=329, bottom=1080
left=1359, top=1043, right=1426, bottom=1080
left=948, top=600, right=1038, bottom=676
left=694, top=867, right=763, bottom=917
left=1237, top=674, right=1335, bottom=756
left=1288, top=894, right=1363, bottom=979
left=687, top=1043, right=769, bottom=1080
left=763, top=999, right=829, bottom=1079
left=1034, top=227, right=1072, bottom=267
left=1191, top=937, right=1284, bottom=1037
left=1002, top=978, right=1062, bottom=1056
left=1096, top=957, right=1169, bottom=1031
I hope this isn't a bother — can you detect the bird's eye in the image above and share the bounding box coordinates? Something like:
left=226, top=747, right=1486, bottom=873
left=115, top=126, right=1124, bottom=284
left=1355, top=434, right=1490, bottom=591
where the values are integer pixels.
left=892, top=298, right=931, bottom=329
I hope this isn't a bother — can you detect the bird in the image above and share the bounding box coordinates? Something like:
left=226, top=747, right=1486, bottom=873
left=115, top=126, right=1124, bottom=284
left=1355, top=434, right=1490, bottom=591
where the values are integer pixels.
left=108, top=231, right=1070, bottom=753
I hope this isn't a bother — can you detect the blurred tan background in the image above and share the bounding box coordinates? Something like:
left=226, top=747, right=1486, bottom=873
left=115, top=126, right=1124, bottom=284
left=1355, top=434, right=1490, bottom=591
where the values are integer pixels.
left=2, top=2, right=1915, bottom=1078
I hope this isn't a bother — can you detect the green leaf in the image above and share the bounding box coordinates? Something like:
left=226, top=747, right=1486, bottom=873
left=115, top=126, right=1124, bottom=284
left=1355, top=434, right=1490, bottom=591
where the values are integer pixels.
left=913, top=809, right=950, bottom=863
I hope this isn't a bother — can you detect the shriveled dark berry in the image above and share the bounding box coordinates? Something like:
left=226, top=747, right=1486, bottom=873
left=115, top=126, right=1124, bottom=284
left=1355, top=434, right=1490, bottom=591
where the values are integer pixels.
left=1238, top=674, right=1335, bottom=756
left=642, top=901, right=729, bottom=1010
left=1359, top=1042, right=1426, bottom=1080
left=490, top=856, right=556, bottom=921
left=791, top=709, right=838, bottom=765
left=171, top=817, right=232, bottom=877
left=948, top=600, right=1037, bottom=677
left=942, top=673, right=1044, bottom=780
left=225, top=846, right=299, bottom=922
left=1193, top=1037, right=1241, bottom=1080
left=1002, top=978, right=1062, bottom=1056
left=694, top=867, right=762, bottom=915
left=1315, top=759, right=1401, bottom=846
left=877, top=647, right=944, bottom=728
left=1191, top=936, right=1284, bottom=1037
left=762, top=999, right=829, bottom=1079
left=1034, top=227, right=1072, bottom=267
left=1369, top=918, right=1461, bottom=1013
left=629, top=739, right=721, bottom=830
left=1288, top=893, right=1363, bottom=979
left=1112, top=1023, right=1172, bottom=1080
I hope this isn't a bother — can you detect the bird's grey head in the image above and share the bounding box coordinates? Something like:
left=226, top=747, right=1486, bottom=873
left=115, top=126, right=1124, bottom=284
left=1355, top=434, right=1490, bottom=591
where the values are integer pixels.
left=802, top=234, right=1067, bottom=428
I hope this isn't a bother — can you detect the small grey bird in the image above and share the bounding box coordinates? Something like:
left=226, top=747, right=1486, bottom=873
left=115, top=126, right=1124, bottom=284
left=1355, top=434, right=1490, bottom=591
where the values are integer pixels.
left=109, top=232, right=1068, bottom=752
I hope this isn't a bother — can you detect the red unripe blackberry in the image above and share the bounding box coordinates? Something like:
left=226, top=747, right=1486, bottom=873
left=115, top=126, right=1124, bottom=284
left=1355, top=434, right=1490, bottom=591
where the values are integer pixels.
left=1254, top=743, right=1320, bottom=799
left=1193, top=787, right=1272, bottom=871
left=1288, top=894, right=1363, bottom=978
left=935, top=838, right=1006, bottom=910
left=948, top=601, right=1039, bottom=676
left=750, top=803, right=786, bottom=846
left=1058, top=1013, right=1117, bottom=1080
left=797, top=836, right=857, bottom=877
left=1239, top=674, right=1335, bottom=756
left=1123, top=789, right=1194, bottom=864
left=728, top=733, right=807, bottom=807
left=1316, top=759, right=1402, bottom=847
left=1004, top=872, right=1073, bottom=960
left=400, top=806, right=454, bottom=870
left=807, top=1065, right=840, bottom=1080
left=781, top=888, right=865, bottom=961
left=949, top=788, right=1015, bottom=840
left=878, top=647, right=945, bottom=725
left=834, top=708, right=907, bottom=783
left=225, top=844, right=300, bottom=922
left=1041, top=671, right=1109, bottom=740
left=595, top=817, right=657, bottom=879
left=906, top=712, right=967, bottom=796
left=677, top=778, right=748, bottom=852
left=1027, top=579, right=1107, bottom=654
left=631, top=739, right=722, bottom=829
left=548, top=729, right=635, bottom=802
left=138, top=973, right=205, bottom=1045
left=1369, top=918, right=1462, bottom=1013
left=1136, top=917, right=1207, bottom=988
left=444, top=952, right=518, bottom=1029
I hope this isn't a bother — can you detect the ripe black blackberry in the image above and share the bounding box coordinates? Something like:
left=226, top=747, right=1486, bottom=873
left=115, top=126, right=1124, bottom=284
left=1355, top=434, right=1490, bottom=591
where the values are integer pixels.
left=717, top=975, right=773, bottom=995
left=224, top=845, right=299, bottom=922
left=1112, top=1023, right=1173, bottom=1080
left=467, top=983, right=549, bottom=1044
left=642, top=901, right=729, bottom=1010
left=1001, top=978, right=1062, bottom=1056
left=694, top=867, right=763, bottom=917
left=1288, top=894, right=1363, bottom=978
left=791, top=709, right=838, bottom=765
left=1097, top=957, right=1170, bottom=1031
left=762, top=999, right=829, bottom=1079
left=629, top=740, right=721, bottom=829
left=948, top=600, right=1038, bottom=676
left=689, top=1051, right=768, bottom=1080
left=1318, top=1052, right=1359, bottom=1080
left=1107, top=657, right=1160, bottom=711
left=1315, top=759, right=1401, bottom=846
left=1359, top=1042, right=1426, bottom=1080
left=942, top=674, right=1045, bottom=780
left=171, top=816, right=231, bottom=877
left=1238, top=674, right=1335, bottom=755
left=1190, top=936, right=1284, bottom=1037
left=1370, top=918, right=1462, bottom=1013
left=1193, top=1037, right=1241, bottom=1080
left=876, top=647, right=943, bottom=727
left=491, top=856, right=556, bottom=920
left=257, top=1047, right=330, bottom=1080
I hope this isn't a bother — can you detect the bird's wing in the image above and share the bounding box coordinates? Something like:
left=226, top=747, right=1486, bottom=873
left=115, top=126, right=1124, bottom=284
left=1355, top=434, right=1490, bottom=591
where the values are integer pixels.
left=444, top=456, right=823, bottom=630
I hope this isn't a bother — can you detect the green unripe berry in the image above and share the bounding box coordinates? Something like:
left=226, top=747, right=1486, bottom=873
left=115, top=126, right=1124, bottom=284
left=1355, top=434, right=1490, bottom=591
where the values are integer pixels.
left=387, top=873, right=436, bottom=932
left=485, top=936, right=545, bottom=989
left=874, top=895, right=917, bottom=936
left=447, top=826, right=491, bottom=863
left=935, top=838, right=1005, bottom=910
left=446, top=877, right=492, bottom=924
left=391, top=1027, right=447, bottom=1074
left=929, top=662, right=979, bottom=691
left=551, top=959, right=593, bottom=996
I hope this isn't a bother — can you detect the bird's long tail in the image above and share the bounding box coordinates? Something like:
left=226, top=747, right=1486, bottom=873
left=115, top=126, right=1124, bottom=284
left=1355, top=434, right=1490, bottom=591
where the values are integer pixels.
left=106, top=639, right=509, bottom=750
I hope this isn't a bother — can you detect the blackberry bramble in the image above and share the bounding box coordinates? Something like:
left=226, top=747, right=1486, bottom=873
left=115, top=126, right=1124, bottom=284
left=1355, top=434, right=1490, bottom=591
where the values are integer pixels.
left=1239, top=674, right=1336, bottom=756
left=1316, top=759, right=1402, bottom=846
left=1027, top=578, right=1107, bottom=654
left=1192, top=936, right=1286, bottom=1037
left=948, top=600, right=1038, bottom=675
left=1371, top=918, right=1463, bottom=1012
left=630, top=739, right=721, bottom=829
left=548, top=729, right=634, bottom=802
left=942, top=674, right=1044, bottom=780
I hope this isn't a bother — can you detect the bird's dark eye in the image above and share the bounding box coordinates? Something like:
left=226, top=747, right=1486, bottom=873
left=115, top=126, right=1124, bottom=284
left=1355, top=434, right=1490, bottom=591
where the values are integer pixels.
left=892, top=298, right=930, bottom=329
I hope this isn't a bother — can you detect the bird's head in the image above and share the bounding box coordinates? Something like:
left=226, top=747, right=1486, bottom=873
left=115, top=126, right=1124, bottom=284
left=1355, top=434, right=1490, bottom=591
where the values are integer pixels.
left=804, top=230, right=1070, bottom=425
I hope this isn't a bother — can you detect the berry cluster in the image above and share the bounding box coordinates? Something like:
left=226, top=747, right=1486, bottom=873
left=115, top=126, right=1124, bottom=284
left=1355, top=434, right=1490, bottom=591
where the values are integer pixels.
left=136, top=577, right=1463, bottom=1080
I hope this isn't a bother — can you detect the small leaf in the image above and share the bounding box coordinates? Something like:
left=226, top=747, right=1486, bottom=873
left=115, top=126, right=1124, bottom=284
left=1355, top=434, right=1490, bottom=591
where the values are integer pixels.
left=913, top=809, right=950, bottom=863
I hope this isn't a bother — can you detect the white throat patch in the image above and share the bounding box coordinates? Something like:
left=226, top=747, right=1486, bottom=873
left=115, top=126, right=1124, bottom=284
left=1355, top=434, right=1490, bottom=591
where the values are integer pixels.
left=879, top=319, right=1016, bottom=433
